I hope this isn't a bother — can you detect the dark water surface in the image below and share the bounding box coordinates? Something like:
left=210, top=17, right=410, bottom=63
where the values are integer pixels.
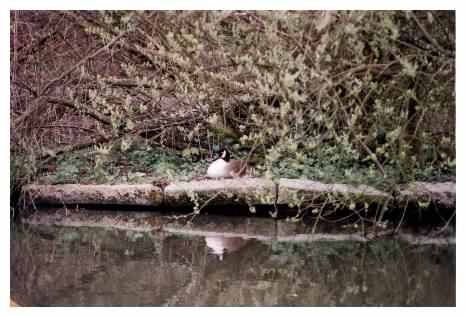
left=11, top=223, right=455, bottom=306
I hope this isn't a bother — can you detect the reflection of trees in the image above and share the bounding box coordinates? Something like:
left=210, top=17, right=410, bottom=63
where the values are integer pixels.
left=11, top=225, right=454, bottom=306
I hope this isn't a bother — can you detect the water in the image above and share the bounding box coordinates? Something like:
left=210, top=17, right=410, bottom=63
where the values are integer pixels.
left=10, top=221, right=455, bottom=306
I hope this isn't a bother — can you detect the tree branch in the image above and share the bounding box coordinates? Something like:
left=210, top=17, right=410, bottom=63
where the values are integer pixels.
left=40, top=31, right=127, bottom=96
left=39, top=136, right=109, bottom=161
left=32, top=124, right=98, bottom=134
left=409, top=11, right=452, bottom=57
left=13, top=31, right=127, bottom=128
left=45, top=97, right=111, bottom=126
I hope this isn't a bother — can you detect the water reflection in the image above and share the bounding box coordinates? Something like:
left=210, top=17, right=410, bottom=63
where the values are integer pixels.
left=11, top=224, right=455, bottom=306
left=205, top=236, right=247, bottom=260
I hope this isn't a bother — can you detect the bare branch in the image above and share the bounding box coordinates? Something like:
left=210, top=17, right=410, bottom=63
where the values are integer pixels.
left=31, top=124, right=99, bottom=134
left=409, top=11, right=452, bottom=57
left=39, top=31, right=127, bottom=96
left=45, top=97, right=111, bottom=126
left=39, top=135, right=109, bottom=161
left=13, top=31, right=127, bottom=128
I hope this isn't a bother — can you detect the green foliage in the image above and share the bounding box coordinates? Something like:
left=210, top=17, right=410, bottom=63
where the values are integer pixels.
left=83, top=11, right=455, bottom=187
left=55, top=159, right=81, bottom=184
left=36, top=141, right=209, bottom=185
left=11, top=141, right=40, bottom=208
left=11, top=11, right=455, bottom=195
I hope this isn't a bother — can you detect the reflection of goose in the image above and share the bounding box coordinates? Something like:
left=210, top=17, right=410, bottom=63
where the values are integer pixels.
left=205, top=236, right=246, bottom=261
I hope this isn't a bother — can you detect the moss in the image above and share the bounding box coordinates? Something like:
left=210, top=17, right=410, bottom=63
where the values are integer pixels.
left=149, top=189, right=164, bottom=205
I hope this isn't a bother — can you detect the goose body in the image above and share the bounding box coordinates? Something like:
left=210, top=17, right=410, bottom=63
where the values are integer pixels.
left=206, top=149, right=249, bottom=178
left=207, top=158, right=231, bottom=178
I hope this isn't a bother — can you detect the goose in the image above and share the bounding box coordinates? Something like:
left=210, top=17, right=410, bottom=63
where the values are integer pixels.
left=206, top=148, right=249, bottom=179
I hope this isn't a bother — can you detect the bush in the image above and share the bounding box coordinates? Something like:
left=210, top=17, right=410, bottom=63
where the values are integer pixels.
left=10, top=11, right=455, bottom=191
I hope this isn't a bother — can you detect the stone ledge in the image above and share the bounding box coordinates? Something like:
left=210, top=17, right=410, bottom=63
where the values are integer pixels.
left=396, top=182, right=456, bottom=208
left=164, top=178, right=277, bottom=206
left=23, top=184, right=163, bottom=206
left=277, top=178, right=391, bottom=205
left=22, top=179, right=455, bottom=210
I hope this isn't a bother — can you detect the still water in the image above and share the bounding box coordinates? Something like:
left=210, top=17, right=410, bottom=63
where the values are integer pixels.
left=11, top=223, right=455, bottom=306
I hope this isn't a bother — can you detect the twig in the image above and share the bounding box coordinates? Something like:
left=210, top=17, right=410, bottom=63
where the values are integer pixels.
left=38, top=135, right=109, bottom=161
left=197, top=192, right=222, bottom=212
left=14, top=31, right=127, bottom=128
left=16, top=30, right=59, bottom=65
left=40, top=31, right=127, bottom=95
left=432, top=210, right=456, bottom=236
left=31, top=124, right=98, bottom=134
left=394, top=199, right=409, bottom=233
left=356, top=138, right=386, bottom=177
left=45, top=97, right=111, bottom=126
left=311, top=196, right=329, bottom=234
left=337, top=95, right=386, bottom=177
left=238, top=137, right=260, bottom=176
left=409, top=11, right=451, bottom=56
left=11, top=79, right=38, bottom=97
left=66, top=11, right=159, bottom=70
left=375, top=197, right=391, bottom=229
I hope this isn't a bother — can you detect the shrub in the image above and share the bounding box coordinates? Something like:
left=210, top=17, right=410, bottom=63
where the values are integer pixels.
left=11, top=11, right=455, bottom=192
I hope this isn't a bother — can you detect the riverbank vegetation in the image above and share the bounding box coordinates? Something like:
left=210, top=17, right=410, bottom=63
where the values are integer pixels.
left=11, top=11, right=455, bottom=202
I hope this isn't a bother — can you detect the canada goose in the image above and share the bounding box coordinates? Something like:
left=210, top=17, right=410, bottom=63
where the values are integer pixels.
left=206, top=148, right=249, bottom=178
